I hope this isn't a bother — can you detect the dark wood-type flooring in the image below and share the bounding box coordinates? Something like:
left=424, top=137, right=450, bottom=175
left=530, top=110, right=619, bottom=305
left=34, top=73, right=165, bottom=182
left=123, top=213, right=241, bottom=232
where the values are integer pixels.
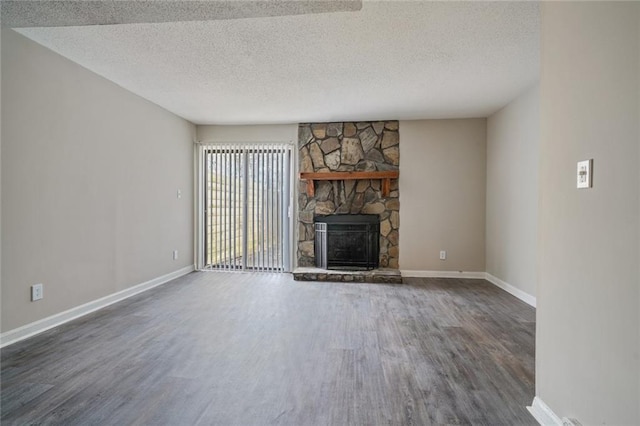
left=1, top=273, right=536, bottom=425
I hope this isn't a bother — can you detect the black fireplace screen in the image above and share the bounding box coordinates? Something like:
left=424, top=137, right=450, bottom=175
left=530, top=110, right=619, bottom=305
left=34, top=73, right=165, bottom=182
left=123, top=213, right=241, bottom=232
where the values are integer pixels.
left=314, top=214, right=380, bottom=270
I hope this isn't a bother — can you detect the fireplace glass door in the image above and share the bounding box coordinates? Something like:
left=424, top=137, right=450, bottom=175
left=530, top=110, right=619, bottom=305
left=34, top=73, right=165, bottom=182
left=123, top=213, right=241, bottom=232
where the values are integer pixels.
left=315, top=215, right=380, bottom=270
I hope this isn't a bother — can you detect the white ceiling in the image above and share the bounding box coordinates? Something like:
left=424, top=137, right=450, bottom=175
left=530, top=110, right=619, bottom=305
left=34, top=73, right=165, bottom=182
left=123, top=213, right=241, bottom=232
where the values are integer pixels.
left=2, top=1, right=362, bottom=27
left=13, top=1, right=540, bottom=125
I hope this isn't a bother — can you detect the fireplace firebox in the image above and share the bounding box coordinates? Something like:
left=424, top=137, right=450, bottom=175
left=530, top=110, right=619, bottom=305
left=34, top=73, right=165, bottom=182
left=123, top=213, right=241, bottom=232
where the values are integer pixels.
left=314, top=214, right=380, bottom=270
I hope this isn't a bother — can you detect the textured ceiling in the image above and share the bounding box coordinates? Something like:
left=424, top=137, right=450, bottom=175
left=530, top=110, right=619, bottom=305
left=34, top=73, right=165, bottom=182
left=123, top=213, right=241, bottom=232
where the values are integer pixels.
left=1, top=1, right=362, bottom=27
left=13, top=1, right=540, bottom=125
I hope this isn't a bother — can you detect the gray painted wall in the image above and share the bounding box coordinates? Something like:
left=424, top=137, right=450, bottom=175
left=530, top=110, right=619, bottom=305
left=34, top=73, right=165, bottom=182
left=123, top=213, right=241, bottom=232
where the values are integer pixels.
left=0, top=29, right=3, bottom=333
left=399, top=119, right=486, bottom=273
left=199, top=121, right=488, bottom=274
left=197, top=124, right=297, bottom=144
left=538, top=3, right=639, bottom=423
left=486, top=84, right=539, bottom=298
left=195, top=124, right=299, bottom=271
left=1, top=30, right=195, bottom=332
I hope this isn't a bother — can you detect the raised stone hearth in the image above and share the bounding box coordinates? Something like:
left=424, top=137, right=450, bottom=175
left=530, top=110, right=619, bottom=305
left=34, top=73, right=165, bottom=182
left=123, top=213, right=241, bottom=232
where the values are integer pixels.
left=292, top=267, right=403, bottom=284
left=297, top=121, right=400, bottom=270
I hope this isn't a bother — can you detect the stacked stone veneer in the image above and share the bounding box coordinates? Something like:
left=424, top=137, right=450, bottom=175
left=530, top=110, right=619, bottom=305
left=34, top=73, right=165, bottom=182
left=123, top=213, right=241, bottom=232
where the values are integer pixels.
left=297, top=121, right=400, bottom=269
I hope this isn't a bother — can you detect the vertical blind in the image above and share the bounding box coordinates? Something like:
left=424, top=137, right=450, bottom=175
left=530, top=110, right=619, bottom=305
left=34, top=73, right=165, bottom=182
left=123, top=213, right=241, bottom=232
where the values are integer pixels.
left=202, top=143, right=291, bottom=272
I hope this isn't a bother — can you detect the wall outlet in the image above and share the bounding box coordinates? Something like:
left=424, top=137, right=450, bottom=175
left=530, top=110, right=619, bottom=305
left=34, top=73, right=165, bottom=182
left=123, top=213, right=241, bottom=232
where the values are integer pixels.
left=173, top=250, right=179, bottom=260
left=31, top=283, right=43, bottom=301
left=577, top=159, right=593, bottom=189
left=439, top=250, right=447, bottom=260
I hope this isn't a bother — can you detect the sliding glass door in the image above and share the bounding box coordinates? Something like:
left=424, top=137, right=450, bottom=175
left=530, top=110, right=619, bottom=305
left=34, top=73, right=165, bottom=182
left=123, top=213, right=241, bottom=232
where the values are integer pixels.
left=200, top=143, right=292, bottom=272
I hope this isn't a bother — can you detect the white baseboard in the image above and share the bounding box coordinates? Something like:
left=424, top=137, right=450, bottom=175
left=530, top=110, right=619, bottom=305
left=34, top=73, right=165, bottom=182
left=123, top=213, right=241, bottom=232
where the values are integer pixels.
left=0, top=265, right=195, bottom=348
left=401, top=270, right=536, bottom=308
left=485, top=272, right=536, bottom=307
left=401, top=270, right=486, bottom=279
left=528, top=397, right=562, bottom=425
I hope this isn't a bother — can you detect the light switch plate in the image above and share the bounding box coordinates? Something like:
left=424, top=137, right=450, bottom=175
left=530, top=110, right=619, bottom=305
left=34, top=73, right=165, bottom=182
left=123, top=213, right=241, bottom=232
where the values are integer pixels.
left=577, top=159, right=592, bottom=189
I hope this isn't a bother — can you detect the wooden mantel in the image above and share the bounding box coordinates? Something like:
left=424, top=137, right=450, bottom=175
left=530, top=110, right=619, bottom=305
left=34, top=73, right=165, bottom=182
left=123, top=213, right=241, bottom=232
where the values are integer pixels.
left=300, top=170, right=399, bottom=197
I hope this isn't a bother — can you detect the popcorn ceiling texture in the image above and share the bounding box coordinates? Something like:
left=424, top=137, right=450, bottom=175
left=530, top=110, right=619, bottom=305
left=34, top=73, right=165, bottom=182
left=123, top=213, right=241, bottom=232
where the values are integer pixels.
left=14, top=2, right=539, bottom=124
left=1, top=1, right=361, bottom=27
left=297, top=121, right=400, bottom=269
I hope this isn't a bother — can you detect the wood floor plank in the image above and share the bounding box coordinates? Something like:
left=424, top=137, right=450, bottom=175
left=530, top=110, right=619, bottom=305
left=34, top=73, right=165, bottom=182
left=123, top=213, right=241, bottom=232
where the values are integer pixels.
left=1, top=272, right=536, bottom=425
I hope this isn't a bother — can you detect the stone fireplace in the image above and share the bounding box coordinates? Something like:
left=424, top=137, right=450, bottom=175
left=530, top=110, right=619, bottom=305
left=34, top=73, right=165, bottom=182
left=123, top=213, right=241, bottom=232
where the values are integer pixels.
left=297, top=121, right=400, bottom=271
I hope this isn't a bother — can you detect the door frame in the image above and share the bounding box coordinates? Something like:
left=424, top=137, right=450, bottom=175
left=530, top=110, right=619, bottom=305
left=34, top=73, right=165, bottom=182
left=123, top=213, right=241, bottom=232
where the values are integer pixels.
left=195, top=141, right=296, bottom=272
